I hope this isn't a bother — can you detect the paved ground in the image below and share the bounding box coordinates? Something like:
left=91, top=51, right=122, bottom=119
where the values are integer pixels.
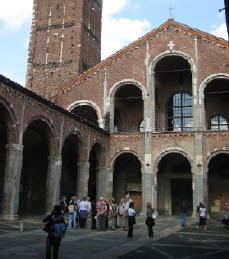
left=0, top=216, right=228, bottom=258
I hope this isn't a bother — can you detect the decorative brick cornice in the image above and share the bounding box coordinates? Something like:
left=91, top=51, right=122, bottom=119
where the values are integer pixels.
left=51, top=20, right=229, bottom=101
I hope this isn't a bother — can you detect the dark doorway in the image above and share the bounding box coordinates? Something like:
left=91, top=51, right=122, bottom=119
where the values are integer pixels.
left=88, top=144, right=102, bottom=202
left=157, top=153, right=193, bottom=215
left=113, top=153, right=142, bottom=213
left=208, top=153, right=229, bottom=215
left=171, top=179, right=192, bottom=215
left=19, top=120, right=50, bottom=215
left=61, top=135, right=78, bottom=201
left=0, top=106, right=7, bottom=213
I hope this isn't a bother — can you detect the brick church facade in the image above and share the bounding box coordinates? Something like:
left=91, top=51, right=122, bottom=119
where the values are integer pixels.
left=1, top=0, right=229, bottom=219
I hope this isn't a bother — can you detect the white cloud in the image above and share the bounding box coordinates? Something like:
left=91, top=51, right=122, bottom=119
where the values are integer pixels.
left=2, top=72, right=24, bottom=86
left=211, top=23, right=228, bottom=40
left=0, top=0, right=32, bottom=30
left=101, top=0, right=152, bottom=59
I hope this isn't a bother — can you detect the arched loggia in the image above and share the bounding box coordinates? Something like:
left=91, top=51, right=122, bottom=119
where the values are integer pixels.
left=19, top=119, right=51, bottom=215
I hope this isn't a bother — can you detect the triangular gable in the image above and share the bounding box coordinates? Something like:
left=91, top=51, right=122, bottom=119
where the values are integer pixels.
left=52, top=19, right=229, bottom=101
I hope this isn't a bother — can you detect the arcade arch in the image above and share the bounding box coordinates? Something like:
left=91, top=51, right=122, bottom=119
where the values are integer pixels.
left=88, top=143, right=103, bottom=202
left=19, top=119, right=54, bottom=215
left=208, top=153, right=229, bottom=216
left=60, top=134, right=81, bottom=201
left=157, top=152, right=193, bottom=215
left=113, top=152, right=142, bottom=212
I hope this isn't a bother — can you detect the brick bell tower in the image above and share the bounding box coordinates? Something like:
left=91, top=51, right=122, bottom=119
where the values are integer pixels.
left=25, top=0, right=102, bottom=99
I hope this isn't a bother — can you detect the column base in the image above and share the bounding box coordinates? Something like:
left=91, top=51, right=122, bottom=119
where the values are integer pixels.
left=1, top=213, right=19, bottom=221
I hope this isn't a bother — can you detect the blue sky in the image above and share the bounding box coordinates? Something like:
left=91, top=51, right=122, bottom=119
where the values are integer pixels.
left=0, top=0, right=227, bottom=86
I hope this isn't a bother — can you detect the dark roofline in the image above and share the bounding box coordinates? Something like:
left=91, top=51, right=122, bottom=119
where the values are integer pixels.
left=0, top=74, right=109, bottom=135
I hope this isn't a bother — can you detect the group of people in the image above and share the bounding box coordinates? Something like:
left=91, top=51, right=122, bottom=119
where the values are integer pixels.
left=43, top=195, right=157, bottom=258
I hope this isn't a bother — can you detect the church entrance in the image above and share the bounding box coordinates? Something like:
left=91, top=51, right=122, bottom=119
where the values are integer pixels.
left=208, top=153, right=229, bottom=216
left=157, top=153, right=193, bottom=215
left=0, top=105, right=8, bottom=213
left=113, top=153, right=142, bottom=213
left=60, top=135, right=79, bottom=201
left=19, top=120, right=50, bottom=215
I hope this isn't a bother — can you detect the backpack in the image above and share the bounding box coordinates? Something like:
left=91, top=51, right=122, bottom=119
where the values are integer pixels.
left=52, top=216, right=66, bottom=239
left=68, top=205, right=75, bottom=214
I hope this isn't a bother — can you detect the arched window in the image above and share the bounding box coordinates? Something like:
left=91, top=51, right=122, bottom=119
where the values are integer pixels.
left=168, top=93, right=193, bottom=132
left=210, top=116, right=228, bottom=131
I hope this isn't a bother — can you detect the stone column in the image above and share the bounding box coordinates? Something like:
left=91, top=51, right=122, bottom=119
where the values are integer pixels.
left=192, top=132, right=205, bottom=217
left=105, top=168, right=113, bottom=202
left=152, top=169, right=158, bottom=215
left=141, top=167, right=153, bottom=215
left=97, top=167, right=109, bottom=200
left=77, top=162, right=90, bottom=199
left=45, top=156, right=62, bottom=213
left=1, top=144, right=23, bottom=220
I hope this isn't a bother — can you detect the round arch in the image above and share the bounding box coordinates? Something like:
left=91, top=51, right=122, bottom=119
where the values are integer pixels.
left=67, top=100, right=103, bottom=128
left=207, top=151, right=229, bottom=215
left=110, top=150, right=142, bottom=170
left=109, top=79, right=147, bottom=102
left=154, top=148, right=194, bottom=174
left=199, top=73, right=229, bottom=104
left=0, top=97, right=18, bottom=143
left=150, top=50, right=196, bottom=74
left=112, top=151, right=143, bottom=213
left=23, top=116, right=58, bottom=157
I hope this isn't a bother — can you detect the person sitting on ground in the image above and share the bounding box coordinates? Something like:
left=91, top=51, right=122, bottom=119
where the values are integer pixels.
left=43, top=205, right=66, bottom=259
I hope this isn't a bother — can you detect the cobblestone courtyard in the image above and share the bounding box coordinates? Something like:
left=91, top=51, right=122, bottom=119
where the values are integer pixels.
left=0, top=216, right=228, bottom=259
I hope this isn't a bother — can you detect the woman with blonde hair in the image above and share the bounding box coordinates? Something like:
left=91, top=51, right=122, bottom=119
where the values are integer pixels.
left=145, top=202, right=155, bottom=238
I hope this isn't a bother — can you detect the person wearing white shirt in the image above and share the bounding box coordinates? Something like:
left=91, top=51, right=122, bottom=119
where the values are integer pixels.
left=127, top=202, right=136, bottom=238
left=199, top=204, right=207, bottom=230
left=78, top=197, right=88, bottom=228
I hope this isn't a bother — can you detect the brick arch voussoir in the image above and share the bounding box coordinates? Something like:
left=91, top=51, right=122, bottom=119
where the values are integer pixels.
left=110, top=150, right=143, bottom=171
left=154, top=148, right=194, bottom=175
left=90, top=140, right=106, bottom=168
left=0, top=97, right=18, bottom=144
left=206, top=150, right=229, bottom=174
left=23, top=115, right=58, bottom=157
left=62, top=130, right=86, bottom=162
left=150, top=50, right=196, bottom=73
left=199, top=73, right=229, bottom=102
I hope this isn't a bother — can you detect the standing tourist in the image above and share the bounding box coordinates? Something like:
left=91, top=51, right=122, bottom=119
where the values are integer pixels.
left=43, top=205, right=66, bottom=259
left=118, top=198, right=125, bottom=228
left=110, top=198, right=118, bottom=230
left=86, top=196, right=92, bottom=225
left=199, top=203, right=207, bottom=230
left=91, top=200, right=97, bottom=229
left=78, top=197, right=88, bottom=228
left=68, top=196, right=78, bottom=229
left=145, top=202, right=155, bottom=238
left=96, top=197, right=107, bottom=231
left=223, top=202, right=229, bottom=229
left=59, top=196, right=67, bottom=216
left=179, top=201, right=187, bottom=227
left=127, top=202, right=136, bottom=238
